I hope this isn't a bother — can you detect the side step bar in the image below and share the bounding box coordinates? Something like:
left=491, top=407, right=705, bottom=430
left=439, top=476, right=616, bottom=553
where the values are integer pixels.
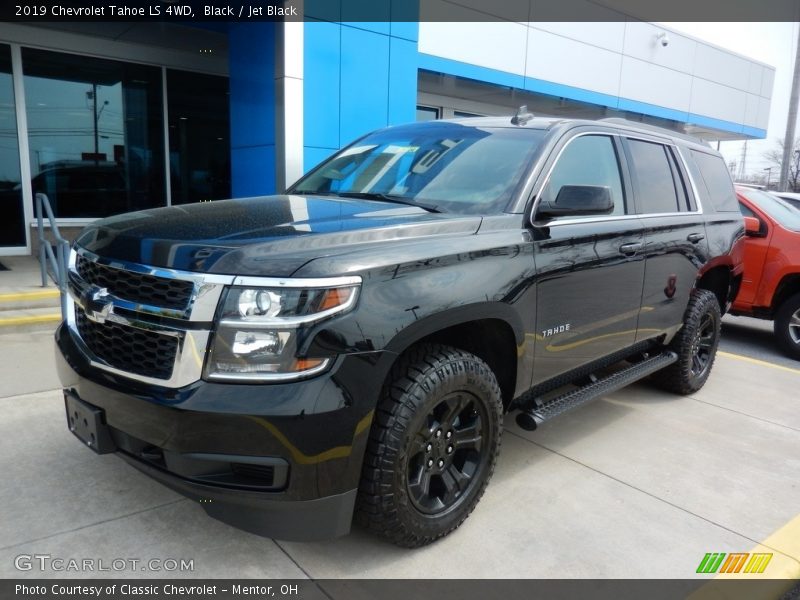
left=514, top=351, right=678, bottom=431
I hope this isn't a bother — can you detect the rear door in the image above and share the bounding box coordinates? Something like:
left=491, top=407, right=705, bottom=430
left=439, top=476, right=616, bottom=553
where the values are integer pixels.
left=530, top=131, right=646, bottom=384
left=621, top=137, right=709, bottom=341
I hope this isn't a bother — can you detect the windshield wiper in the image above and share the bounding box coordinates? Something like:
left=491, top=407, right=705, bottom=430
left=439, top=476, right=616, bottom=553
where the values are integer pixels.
left=333, top=191, right=441, bottom=213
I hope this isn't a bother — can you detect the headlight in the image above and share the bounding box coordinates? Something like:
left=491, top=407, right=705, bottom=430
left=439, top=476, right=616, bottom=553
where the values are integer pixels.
left=204, top=277, right=360, bottom=382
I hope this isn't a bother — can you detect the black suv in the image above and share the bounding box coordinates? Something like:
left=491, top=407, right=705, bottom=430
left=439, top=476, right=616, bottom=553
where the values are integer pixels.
left=56, top=115, right=745, bottom=547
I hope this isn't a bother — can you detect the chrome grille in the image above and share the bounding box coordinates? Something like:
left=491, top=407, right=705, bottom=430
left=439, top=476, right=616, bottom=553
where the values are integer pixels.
left=76, top=253, right=194, bottom=311
left=75, top=308, right=179, bottom=380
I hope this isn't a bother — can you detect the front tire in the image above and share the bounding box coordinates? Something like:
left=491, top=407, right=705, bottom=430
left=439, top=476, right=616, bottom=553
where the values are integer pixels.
left=356, top=344, right=503, bottom=548
left=774, top=293, right=800, bottom=360
left=652, top=289, right=722, bottom=395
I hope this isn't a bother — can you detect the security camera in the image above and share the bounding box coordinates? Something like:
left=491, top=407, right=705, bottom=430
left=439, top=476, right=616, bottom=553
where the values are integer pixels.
left=657, top=33, right=670, bottom=47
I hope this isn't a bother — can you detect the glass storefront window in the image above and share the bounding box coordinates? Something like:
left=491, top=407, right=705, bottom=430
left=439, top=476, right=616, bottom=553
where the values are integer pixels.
left=0, top=44, right=25, bottom=246
left=167, top=69, right=230, bottom=204
left=22, top=48, right=165, bottom=218
left=416, top=105, right=440, bottom=122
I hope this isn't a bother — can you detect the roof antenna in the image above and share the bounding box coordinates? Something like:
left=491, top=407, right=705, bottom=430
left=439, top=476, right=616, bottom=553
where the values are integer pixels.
left=511, top=105, right=533, bottom=126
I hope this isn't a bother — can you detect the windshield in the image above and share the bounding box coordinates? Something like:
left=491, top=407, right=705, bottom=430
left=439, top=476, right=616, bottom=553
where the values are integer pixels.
left=291, top=122, right=546, bottom=214
left=738, top=188, right=800, bottom=232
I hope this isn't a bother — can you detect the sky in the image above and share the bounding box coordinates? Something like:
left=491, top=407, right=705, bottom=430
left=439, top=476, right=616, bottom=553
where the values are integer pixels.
left=663, top=22, right=799, bottom=182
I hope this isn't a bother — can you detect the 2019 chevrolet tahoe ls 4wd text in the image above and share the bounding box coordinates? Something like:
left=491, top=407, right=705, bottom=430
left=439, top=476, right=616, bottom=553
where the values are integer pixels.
left=56, top=114, right=745, bottom=547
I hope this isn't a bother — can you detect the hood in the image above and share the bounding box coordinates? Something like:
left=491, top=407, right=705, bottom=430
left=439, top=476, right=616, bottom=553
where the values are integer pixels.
left=75, top=195, right=482, bottom=276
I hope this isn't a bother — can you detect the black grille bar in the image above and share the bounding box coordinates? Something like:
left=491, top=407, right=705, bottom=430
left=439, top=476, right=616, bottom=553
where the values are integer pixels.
left=75, top=309, right=180, bottom=380
left=76, top=254, right=194, bottom=311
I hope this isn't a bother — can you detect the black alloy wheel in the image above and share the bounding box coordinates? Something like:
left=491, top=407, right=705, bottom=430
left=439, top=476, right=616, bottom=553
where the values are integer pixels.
left=406, top=391, right=487, bottom=516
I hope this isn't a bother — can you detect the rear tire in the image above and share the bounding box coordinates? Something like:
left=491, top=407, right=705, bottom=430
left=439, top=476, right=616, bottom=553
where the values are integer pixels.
left=356, top=344, right=503, bottom=548
left=774, top=293, right=800, bottom=360
left=651, top=289, right=721, bottom=395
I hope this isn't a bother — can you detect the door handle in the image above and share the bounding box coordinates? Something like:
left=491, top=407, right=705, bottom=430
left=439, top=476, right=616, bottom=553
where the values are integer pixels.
left=619, top=242, right=643, bottom=255
left=687, top=233, right=705, bottom=243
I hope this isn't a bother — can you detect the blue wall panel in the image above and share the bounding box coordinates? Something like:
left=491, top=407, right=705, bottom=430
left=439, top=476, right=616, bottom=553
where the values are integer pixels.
left=388, top=35, right=418, bottom=126
left=340, top=27, right=391, bottom=143
left=417, top=53, right=525, bottom=90
left=232, top=145, right=276, bottom=197
left=390, top=21, right=418, bottom=42
left=229, top=22, right=277, bottom=195
left=303, top=14, right=419, bottom=174
left=304, top=20, right=341, bottom=150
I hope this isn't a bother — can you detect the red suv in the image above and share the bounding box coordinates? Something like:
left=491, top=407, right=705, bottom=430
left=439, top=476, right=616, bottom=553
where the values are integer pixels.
left=733, top=186, right=800, bottom=359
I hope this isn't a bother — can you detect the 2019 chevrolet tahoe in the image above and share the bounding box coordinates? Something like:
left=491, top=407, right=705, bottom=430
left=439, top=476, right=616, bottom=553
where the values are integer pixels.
left=56, top=114, right=745, bottom=547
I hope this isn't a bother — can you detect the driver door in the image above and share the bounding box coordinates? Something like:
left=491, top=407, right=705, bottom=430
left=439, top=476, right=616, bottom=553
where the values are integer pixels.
left=531, top=133, right=646, bottom=384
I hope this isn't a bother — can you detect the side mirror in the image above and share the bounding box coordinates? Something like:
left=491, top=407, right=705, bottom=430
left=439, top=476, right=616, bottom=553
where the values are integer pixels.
left=538, top=185, right=614, bottom=218
left=743, top=216, right=766, bottom=237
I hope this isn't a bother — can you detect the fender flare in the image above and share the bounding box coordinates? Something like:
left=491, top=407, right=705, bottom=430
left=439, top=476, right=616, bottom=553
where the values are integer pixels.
left=383, top=301, right=526, bottom=356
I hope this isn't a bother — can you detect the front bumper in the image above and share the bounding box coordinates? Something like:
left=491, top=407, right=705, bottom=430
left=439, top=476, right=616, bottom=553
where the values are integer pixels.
left=55, top=322, right=389, bottom=541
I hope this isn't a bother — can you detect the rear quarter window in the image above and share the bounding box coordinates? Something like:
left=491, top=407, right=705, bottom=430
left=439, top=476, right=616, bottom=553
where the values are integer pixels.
left=688, top=150, right=739, bottom=212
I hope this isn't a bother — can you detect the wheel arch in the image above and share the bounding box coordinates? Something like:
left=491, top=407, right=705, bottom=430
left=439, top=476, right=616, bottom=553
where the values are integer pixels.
left=771, top=273, right=800, bottom=314
left=696, top=264, right=737, bottom=314
left=383, top=303, right=525, bottom=410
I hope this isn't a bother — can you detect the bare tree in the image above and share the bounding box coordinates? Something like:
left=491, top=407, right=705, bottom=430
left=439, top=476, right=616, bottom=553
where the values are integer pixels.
left=764, top=138, right=800, bottom=192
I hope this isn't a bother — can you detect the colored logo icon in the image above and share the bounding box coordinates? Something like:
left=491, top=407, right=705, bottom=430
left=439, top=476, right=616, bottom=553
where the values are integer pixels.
left=696, top=552, right=773, bottom=574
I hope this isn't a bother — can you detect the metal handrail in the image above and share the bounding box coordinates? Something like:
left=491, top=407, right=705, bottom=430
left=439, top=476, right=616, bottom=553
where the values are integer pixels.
left=35, top=192, right=69, bottom=319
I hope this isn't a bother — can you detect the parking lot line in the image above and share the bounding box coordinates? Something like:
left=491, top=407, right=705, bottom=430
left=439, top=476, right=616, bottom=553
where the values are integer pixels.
left=717, top=351, right=800, bottom=376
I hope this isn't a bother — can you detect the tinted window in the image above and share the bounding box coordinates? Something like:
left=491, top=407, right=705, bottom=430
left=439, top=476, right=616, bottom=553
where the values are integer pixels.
left=666, top=148, right=692, bottom=211
left=540, top=135, right=626, bottom=216
left=167, top=69, right=231, bottom=205
left=690, top=150, right=739, bottom=212
left=627, top=140, right=681, bottom=214
left=292, top=123, right=545, bottom=215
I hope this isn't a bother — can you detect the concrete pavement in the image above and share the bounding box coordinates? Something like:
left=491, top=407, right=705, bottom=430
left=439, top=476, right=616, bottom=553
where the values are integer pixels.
left=0, top=323, right=798, bottom=580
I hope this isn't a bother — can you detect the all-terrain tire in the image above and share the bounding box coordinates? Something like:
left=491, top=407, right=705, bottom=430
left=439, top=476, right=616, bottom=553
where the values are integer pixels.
left=651, top=289, right=722, bottom=395
left=774, top=293, right=800, bottom=360
left=355, top=344, right=503, bottom=548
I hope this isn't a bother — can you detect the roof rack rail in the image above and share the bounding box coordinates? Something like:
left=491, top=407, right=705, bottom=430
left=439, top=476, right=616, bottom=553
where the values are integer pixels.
left=599, top=117, right=710, bottom=146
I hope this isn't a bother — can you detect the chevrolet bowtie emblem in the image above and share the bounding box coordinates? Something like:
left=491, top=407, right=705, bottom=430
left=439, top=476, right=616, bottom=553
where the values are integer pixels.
left=84, top=287, right=113, bottom=324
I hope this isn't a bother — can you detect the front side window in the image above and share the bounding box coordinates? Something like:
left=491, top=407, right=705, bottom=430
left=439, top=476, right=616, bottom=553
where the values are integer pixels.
left=539, top=134, right=626, bottom=217
left=291, top=123, right=545, bottom=214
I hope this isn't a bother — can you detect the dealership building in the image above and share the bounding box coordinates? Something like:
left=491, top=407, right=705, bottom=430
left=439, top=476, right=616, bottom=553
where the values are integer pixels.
left=0, top=5, right=775, bottom=255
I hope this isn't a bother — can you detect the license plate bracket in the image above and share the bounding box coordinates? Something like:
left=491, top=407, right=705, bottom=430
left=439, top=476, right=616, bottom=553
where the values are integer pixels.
left=64, top=391, right=116, bottom=454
